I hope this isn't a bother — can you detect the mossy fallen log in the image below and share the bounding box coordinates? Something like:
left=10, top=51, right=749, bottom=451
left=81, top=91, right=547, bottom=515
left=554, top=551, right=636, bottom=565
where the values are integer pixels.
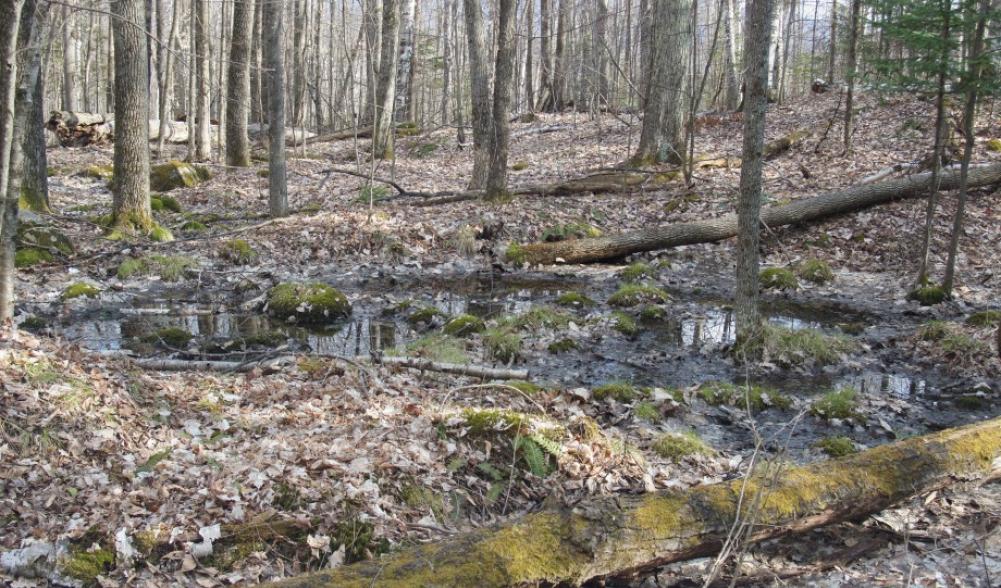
left=263, top=416, right=1001, bottom=588
left=507, top=162, right=1001, bottom=265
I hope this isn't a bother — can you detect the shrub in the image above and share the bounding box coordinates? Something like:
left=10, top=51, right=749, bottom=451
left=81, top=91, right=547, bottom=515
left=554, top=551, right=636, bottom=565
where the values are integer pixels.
left=484, top=328, right=523, bottom=363
left=815, top=436, right=857, bottom=457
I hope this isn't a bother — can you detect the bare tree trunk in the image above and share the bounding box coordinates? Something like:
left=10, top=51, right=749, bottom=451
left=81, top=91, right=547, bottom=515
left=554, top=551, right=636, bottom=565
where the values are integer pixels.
left=538, top=0, right=552, bottom=110
left=723, top=0, right=741, bottom=109
left=373, top=0, right=400, bottom=159
left=62, top=4, right=77, bottom=111
left=594, top=0, right=609, bottom=106
left=524, top=0, right=534, bottom=110
left=292, top=0, right=306, bottom=128
left=394, top=0, right=416, bottom=121
left=485, top=0, right=517, bottom=200
left=440, top=0, right=453, bottom=124
left=17, top=0, right=49, bottom=214
left=111, top=0, right=157, bottom=238
left=363, top=0, right=383, bottom=125
left=226, top=0, right=253, bottom=166
left=0, top=0, right=25, bottom=322
left=250, top=0, right=264, bottom=124
left=550, top=0, right=568, bottom=110
left=156, top=0, right=180, bottom=157
left=842, top=0, right=860, bottom=153
left=827, top=0, right=837, bottom=83
left=193, top=0, right=212, bottom=161
left=464, top=0, right=493, bottom=188
left=264, top=0, right=288, bottom=217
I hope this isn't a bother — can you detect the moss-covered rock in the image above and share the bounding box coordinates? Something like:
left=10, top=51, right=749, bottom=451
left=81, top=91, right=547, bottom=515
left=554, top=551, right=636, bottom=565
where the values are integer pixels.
left=908, top=284, right=947, bottom=306
left=62, top=282, right=101, bottom=301
left=797, top=258, right=834, bottom=284
left=219, top=239, right=259, bottom=265
left=19, top=315, right=49, bottom=331
left=150, top=194, right=183, bottom=213
left=986, top=138, right=1001, bottom=152
left=83, top=164, right=115, bottom=181
left=150, top=160, right=211, bottom=191
left=651, top=431, right=713, bottom=461
left=16, top=223, right=74, bottom=256
left=61, top=547, right=115, bottom=584
left=14, top=247, right=52, bottom=268
left=760, top=267, right=799, bottom=290
left=443, top=314, right=486, bottom=337
left=267, top=282, right=351, bottom=324
left=180, top=220, right=209, bottom=232
left=639, top=305, right=667, bottom=321
left=593, top=382, right=643, bottom=402
left=608, top=284, right=670, bottom=307
left=511, top=161, right=530, bottom=171
left=407, top=305, right=448, bottom=328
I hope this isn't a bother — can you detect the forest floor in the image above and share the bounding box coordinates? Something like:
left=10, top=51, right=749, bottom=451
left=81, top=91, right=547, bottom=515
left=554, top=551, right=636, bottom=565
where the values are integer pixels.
left=2, top=91, right=1001, bottom=587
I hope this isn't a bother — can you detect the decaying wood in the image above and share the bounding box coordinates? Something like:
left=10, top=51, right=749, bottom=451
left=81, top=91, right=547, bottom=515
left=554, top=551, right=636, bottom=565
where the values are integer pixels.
left=263, top=416, right=1001, bottom=587
left=378, top=356, right=529, bottom=379
left=45, top=111, right=199, bottom=146
left=127, top=356, right=295, bottom=372
left=508, top=161, right=1001, bottom=265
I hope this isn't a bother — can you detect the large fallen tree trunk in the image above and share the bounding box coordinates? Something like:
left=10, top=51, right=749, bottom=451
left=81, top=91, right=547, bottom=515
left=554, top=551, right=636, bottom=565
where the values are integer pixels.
left=507, top=162, right=1001, bottom=265
left=264, top=416, right=1001, bottom=587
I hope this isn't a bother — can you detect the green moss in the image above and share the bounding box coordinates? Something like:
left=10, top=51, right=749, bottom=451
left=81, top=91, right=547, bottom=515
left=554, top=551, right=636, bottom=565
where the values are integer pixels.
left=760, top=325, right=856, bottom=366
left=639, top=305, right=667, bottom=321
left=393, top=334, right=469, bottom=364
left=555, top=291, right=594, bottom=307
left=908, top=284, right=947, bottom=306
left=443, top=314, right=487, bottom=337
left=149, top=225, right=174, bottom=242
left=760, top=267, right=799, bottom=290
left=620, top=262, right=653, bottom=282
left=697, top=381, right=791, bottom=412
left=593, top=381, right=642, bottom=402
left=652, top=431, right=713, bottom=461
left=19, top=315, right=48, bottom=331
left=503, top=306, right=573, bottom=330
left=797, top=258, right=834, bottom=284
left=333, top=517, right=382, bottom=564
left=117, top=255, right=197, bottom=282
left=608, top=284, right=670, bottom=307
left=83, top=164, right=115, bottom=181
left=400, top=483, right=446, bottom=519
left=407, top=305, right=448, bottom=327
left=966, top=310, right=1001, bottom=328
left=547, top=338, right=578, bottom=353
left=484, top=328, right=523, bottom=363
left=180, top=220, right=208, bottom=232
left=811, top=387, right=859, bottom=420
left=17, top=224, right=74, bottom=255
left=267, top=282, right=352, bottom=324
left=61, top=548, right=115, bottom=584
left=274, top=482, right=303, bottom=510
left=219, top=239, right=258, bottom=265
left=355, top=184, right=392, bottom=204
left=916, top=320, right=989, bottom=357
left=511, top=161, right=530, bottom=171
left=633, top=401, right=662, bottom=422
left=144, top=327, right=193, bottom=348
left=505, top=243, right=529, bottom=265
left=815, top=436, right=857, bottom=457
left=159, top=195, right=183, bottom=213
left=986, top=138, right=1001, bottom=152
left=612, top=311, right=639, bottom=336
left=150, top=160, right=211, bottom=191
left=14, top=248, right=52, bottom=268
left=412, top=142, right=440, bottom=158
left=506, top=380, right=543, bottom=395
left=541, top=222, right=602, bottom=242
left=62, top=282, right=100, bottom=301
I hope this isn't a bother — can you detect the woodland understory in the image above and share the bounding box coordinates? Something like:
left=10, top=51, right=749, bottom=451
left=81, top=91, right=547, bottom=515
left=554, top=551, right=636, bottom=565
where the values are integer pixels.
left=2, top=91, right=1000, bottom=587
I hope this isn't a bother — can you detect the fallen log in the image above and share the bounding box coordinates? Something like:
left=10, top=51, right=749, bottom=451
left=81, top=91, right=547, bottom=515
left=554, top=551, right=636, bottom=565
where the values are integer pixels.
left=378, top=356, right=529, bottom=379
left=506, top=162, right=1001, bottom=265
left=263, top=415, right=1001, bottom=587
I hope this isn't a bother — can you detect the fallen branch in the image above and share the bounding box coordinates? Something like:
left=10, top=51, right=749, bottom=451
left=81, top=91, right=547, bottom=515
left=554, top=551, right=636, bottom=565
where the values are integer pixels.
left=129, top=356, right=295, bottom=372
left=378, top=356, right=529, bottom=380
left=263, top=416, right=1001, bottom=587
left=507, top=161, right=1001, bottom=265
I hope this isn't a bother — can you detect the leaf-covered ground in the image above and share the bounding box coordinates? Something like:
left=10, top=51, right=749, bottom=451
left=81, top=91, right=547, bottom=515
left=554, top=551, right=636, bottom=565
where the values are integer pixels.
left=2, top=92, right=1000, bottom=586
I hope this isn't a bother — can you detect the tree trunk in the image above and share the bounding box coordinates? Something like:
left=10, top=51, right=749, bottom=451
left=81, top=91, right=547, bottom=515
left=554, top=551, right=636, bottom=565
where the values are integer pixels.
left=549, top=0, right=568, bottom=111
left=735, top=0, right=773, bottom=351
left=17, top=0, right=49, bottom=213
left=111, top=0, right=156, bottom=237
left=264, top=0, right=288, bottom=217
left=292, top=0, right=306, bottom=128
left=842, top=0, right=860, bottom=153
left=595, top=0, right=610, bottom=106
left=523, top=0, right=534, bottom=110
left=394, top=0, right=416, bottom=122
left=62, top=4, right=77, bottom=112
left=0, top=0, right=25, bottom=323
left=363, top=0, right=383, bottom=125
left=827, top=0, right=837, bottom=83
left=250, top=0, right=264, bottom=124
left=193, top=0, right=212, bottom=161
left=156, top=0, right=180, bottom=157
left=538, top=0, right=552, bottom=110
left=262, top=416, right=1001, bottom=588
left=225, top=0, right=253, bottom=166
left=440, top=0, right=452, bottom=124
left=506, top=162, right=1001, bottom=265
left=463, top=0, right=493, bottom=189
left=373, top=0, right=400, bottom=159
left=485, top=0, right=517, bottom=200
left=722, top=0, right=741, bottom=110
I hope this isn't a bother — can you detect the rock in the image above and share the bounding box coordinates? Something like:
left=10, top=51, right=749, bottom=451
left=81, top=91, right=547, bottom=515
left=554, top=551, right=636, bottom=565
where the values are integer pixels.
left=150, top=160, right=211, bottom=191
left=266, top=282, right=352, bottom=325
left=16, top=223, right=74, bottom=256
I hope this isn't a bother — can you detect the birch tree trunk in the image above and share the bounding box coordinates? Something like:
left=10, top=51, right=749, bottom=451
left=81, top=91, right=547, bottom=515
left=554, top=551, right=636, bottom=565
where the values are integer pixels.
left=62, top=4, right=77, bottom=111
left=524, top=0, right=534, bottom=110
left=485, top=0, right=517, bottom=200
left=363, top=0, right=383, bottom=125
left=156, top=0, right=180, bottom=157
left=226, top=0, right=253, bottom=166
left=250, top=0, right=264, bottom=124
left=394, top=0, right=416, bottom=121
left=264, top=0, right=288, bottom=217
left=827, top=0, right=837, bottom=83
left=0, top=0, right=25, bottom=322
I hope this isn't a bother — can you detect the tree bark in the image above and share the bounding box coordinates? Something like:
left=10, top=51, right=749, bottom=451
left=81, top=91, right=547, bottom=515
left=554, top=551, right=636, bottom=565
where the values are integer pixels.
left=463, top=0, right=493, bottom=189
left=722, top=0, right=741, bottom=110
left=193, top=0, right=212, bottom=161
left=538, top=0, right=552, bottom=110
left=262, top=416, right=1001, bottom=588
left=523, top=0, right=534, bottom=110
left=225, top=0, right=253, bottom=167
left=506, top=162, right=1001, bottom=265
left=250, top=0, right=264, bottom=125
left=373, top=0, right=400, bottom=159
left=394, top=0, right=416, bottom=122
left=734, top=0, right=773, bottom=351
left=111, top=0, right=156, bottom=237
left=485, top=0, right=518, bottom=200
left=842, top=0, right=861, bottom=153
left=264, top=0, right=288, bottom=217
left=61, top=4, right=77, bottom=112
left=156, top=0, right=180, bottom=157
left=827, top=0, right=837, bottom=83
left=0, top=0, right=25, bottom=322
left=14, top=0, right=49, bottom=214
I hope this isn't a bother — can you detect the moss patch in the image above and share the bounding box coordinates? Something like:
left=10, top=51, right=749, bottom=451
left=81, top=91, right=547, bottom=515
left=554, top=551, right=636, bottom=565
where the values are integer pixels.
left=62, top=282, right=100, bottom=301
left=633, top=401, right=662, bottom=422
left=267, top=282, right=351, bottom=325
left=219, top=239, right=259, bottom=265
left=815, top=436, right=857, bottom=457
left=608, top=284, right=670, bottom=307
left=180, top=220, right=209, bottom=232
left=511, top=161, right=530, bottom=171
left=61, top=547, right=115, bottom=584
left=484, top=328, right=523, bottom=363
left=505, top=243, right=529, bottom=265
left=916, top=320, right=990, bottom=358
left=150, top=160, right=211, bottom=191
left=760, top=267, right=799, bottom=290
left=14, top=248, right=52, bottom=268
left=797, top=258, right=834, bottom=284
left=811, top=387, right=859, bottom=420
left=144, top=327, right=194, bottom=348
left=697, top=381, right=791, bottom=412
left=502, top=306, right=573, bottom=330
left=612, top=311, right=639, bottom=336
left=620, top=262, right=653, bottom=282
left=652, top=431, right=713, bottom=461
left=547, top=338, right=579, bottom=354
left=593, top=381, right=643, bottom=402
left=555, top=291, right=594, bottom=308
left=986, top=138, right=1001, bottom=152
left=407, top=305, right=448, bottom=328
left=391, top=334, right=469, bottom=364
left=908, top=284, right=947, bottom=306
left=17, top=223, right=74, bottom=255
left=117, top=255, right=197, bottom=282
left=443, top=314, right=486, bottom=337
left=540, top=222, right=602, bottom=242
left=760, top=325, right=856, bottom=367
left=966, top=310, right=1001, bottom=328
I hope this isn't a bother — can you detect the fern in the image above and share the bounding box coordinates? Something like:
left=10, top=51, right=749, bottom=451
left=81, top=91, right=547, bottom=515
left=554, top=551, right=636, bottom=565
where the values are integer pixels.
left=515, top=437, right=552, bottom=478
left=529, top=433, right=564, bottom=457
